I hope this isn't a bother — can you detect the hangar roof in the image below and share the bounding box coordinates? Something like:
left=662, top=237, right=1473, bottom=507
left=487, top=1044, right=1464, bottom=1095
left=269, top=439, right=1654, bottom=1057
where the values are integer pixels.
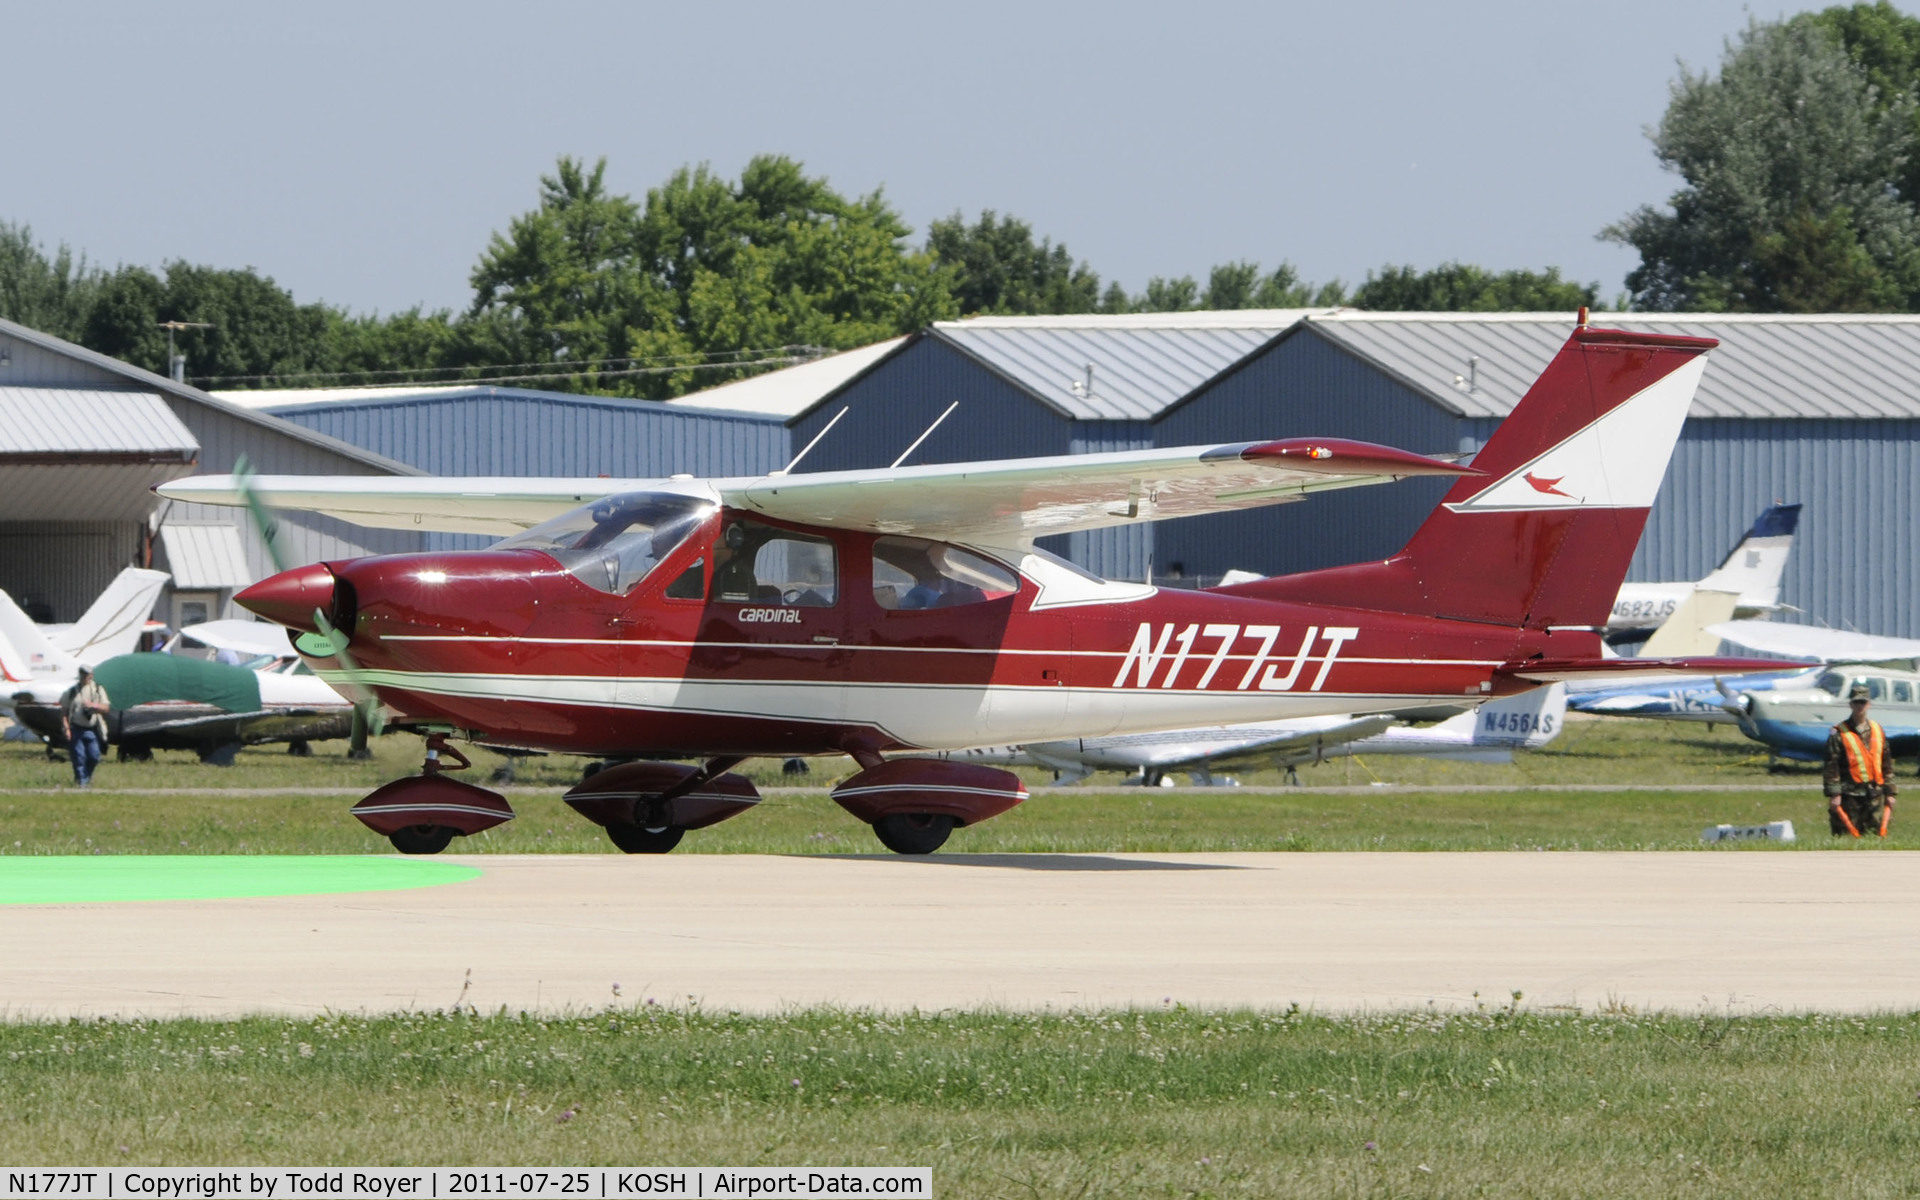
left=665, top=338, right=907, bottom=417
left=0, top=387, right=201, bottom=521
left=0, top=387, right=197, bottom=458
left=928, top=310, right=1336, bottom=421
left=0, top=316, right=420, bottom=475
left=1305, top=312, right=1920, bottom=421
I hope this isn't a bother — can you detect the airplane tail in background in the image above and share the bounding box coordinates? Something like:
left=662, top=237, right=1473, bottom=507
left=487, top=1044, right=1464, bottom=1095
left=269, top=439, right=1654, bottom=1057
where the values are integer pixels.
left=51, top=568, right=170, bottom=665
left=1697, top=503, right=1801, bottom=611
left=1226, top=322, right=1716, bottom=630
left=0, top=590, right=75, bottom=681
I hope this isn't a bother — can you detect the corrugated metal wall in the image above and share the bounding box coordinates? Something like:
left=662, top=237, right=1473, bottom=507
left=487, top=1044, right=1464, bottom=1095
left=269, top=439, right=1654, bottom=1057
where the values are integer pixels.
left=272, top=392, right=788, bottom=553
left=790, top=336, right=1073, bottom=474
left=275, top=393, right=787, bottom=479
left=1634, top=418, right=1920, bottom=638
left=0, top=521, right=142, bottom=623
left=0, top=331, right=127, bottom=389
left=1152, top=328, right=1467, bottom=579
left=1065, top=421, right=1155, bottom=580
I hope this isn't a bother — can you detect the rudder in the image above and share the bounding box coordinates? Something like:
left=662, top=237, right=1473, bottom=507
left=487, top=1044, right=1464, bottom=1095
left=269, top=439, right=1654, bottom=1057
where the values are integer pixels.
left=1226, top=321, right=1716, bottom=630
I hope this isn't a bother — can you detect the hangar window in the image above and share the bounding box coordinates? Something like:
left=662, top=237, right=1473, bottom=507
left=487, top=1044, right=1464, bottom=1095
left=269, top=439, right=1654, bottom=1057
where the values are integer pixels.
left=497, top=492, right=714, bottom=596
left=872, top=538, right=1018, bottom=610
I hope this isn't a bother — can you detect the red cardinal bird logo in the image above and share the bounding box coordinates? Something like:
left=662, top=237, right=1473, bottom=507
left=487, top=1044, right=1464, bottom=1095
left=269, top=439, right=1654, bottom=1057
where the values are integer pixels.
left=1524, top=472, right=1575, bottom=499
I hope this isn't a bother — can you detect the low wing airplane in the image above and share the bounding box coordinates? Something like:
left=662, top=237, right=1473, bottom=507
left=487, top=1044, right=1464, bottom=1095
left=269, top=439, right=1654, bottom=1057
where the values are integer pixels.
left=8, top=651, right=354, bottom=764
left=1721, top=664, right=1920, bottom=766
left=941, top=683, right=1566, bottom=785
left=158, top=315, right=1771, bottom=855
left=1606, top=503, right=1800, bottom=640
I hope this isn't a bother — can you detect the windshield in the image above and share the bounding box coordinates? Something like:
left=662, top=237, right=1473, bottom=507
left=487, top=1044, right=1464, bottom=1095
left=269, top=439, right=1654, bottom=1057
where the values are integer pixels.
left=497, top=492, right=715, bottom=595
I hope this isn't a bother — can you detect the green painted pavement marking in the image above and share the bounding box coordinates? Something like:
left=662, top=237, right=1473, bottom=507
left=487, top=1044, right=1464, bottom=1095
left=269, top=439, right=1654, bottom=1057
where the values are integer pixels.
left=0, top=855, right=480, bottom=904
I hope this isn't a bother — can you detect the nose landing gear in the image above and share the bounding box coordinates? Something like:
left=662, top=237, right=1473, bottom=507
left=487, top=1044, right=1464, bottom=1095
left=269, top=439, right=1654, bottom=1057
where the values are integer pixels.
left=349, top=733, right=516, bottom=854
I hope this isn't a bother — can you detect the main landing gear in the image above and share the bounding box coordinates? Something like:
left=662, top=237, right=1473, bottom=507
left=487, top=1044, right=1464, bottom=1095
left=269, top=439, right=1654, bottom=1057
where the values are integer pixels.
left=348, top=733, right=517, bottom=854
left=564, top=758, right=760, bottom=853
left=829, top=757, right=1027, bottom=855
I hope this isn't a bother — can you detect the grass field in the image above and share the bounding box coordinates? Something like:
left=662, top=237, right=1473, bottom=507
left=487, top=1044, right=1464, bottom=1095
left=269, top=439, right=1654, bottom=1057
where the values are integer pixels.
left=2, top=1005, right=1916, bottom=1195
left=0, top=718, right=1888, bottom=855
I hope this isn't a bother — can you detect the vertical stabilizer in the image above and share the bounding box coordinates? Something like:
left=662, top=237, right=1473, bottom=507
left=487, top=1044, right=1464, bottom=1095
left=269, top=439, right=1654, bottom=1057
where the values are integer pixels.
left=0, top=590, right=75, bottom=680
left=1696, top=503, right=1800, bottom=611
left=50, top=568, right=170, bottom=665
left=1225, top=323, right=1716, bottom=629
left=1640, top=589, right=1741, bottom=657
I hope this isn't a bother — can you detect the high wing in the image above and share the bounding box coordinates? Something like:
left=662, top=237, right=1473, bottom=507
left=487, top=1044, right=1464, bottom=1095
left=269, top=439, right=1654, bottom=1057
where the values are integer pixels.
left=1162, top=715, right=1399, bottom=773
left=1708, top=619, right=1920, bottom=663
left=155, top=438, right=1474, bottom=543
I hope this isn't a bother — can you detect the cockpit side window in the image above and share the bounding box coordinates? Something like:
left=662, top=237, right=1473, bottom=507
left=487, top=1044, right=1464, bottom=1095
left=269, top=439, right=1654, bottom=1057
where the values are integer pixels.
left=872, top=537, right=1019, bottom=610
left=1818, top=671, right=1846, bottom=696
left=712, top=520, right=838, bottom=607
left=1895, top=681, right=1912, bottom=704
left=1868, top=677, right=1888, bottom=701
left=496, top=492, right=714, bottom=596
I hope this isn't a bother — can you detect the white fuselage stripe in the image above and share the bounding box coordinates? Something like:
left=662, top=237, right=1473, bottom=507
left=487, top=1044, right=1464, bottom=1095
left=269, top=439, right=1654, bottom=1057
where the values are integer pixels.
left=375, top=634, right=1500, bottom=669
left=319, top=665, right=1472, bottom=749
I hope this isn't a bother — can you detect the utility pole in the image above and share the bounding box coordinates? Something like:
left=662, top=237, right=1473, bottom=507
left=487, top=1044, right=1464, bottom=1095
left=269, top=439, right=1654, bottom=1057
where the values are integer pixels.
left=157, top=320, right=212, bottom=384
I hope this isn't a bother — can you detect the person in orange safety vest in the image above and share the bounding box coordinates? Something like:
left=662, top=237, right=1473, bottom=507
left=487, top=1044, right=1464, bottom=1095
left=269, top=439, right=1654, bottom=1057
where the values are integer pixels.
left=1823, top=683, right=1898, bottom=837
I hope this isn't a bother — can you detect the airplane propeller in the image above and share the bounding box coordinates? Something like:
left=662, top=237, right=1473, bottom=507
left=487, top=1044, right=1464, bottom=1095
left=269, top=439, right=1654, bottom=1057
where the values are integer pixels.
left=1710, top=676, right=1757, bottom=731
left=231, top=455, right=387, bottom=740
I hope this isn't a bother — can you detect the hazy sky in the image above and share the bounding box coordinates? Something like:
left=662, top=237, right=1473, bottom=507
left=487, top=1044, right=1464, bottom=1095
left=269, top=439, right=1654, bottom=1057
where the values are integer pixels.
left=3, top=1, right=1873, bottom=315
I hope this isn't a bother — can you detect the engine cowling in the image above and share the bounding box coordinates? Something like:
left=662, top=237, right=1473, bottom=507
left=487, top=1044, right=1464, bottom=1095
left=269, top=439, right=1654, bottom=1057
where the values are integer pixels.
left=350, top=775, right=516, bottom=836
left=564, top=761, right=761, bottom=830
left=831, top=759, right=1027, bottom=826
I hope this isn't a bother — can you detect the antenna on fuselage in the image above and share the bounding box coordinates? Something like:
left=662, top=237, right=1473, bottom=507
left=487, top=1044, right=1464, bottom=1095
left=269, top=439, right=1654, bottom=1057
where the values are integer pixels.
left=771, top=406, right=849, bottom=477
left=891, top=401, right=959, bottom=470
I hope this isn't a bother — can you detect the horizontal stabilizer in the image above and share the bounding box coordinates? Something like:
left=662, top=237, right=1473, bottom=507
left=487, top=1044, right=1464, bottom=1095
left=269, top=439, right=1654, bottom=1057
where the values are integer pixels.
left=1499, top=656, right=1787, bottom=683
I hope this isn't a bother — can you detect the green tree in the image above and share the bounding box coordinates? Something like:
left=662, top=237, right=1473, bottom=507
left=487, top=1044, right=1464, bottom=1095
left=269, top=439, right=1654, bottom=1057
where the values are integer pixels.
left=470, top=155, right=954, bottom=397
left=925, top=210, right=1102, bottom=315
left=0, top=223, right=99, bottom=340
left=468, top=156, right=647, bottom=389
left=1605, top=16, right=1920, bottom=311
left=1350, top=263, right=1596, bottom=311
left=1202, top=260, right=1346, bottom=308
left=1802, top=2, right=1920, bottom=204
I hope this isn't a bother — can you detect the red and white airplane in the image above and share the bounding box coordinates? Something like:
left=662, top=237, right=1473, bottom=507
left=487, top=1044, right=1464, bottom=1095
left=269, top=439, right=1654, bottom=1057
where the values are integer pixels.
left=159, top=314, right=1766, bottom=855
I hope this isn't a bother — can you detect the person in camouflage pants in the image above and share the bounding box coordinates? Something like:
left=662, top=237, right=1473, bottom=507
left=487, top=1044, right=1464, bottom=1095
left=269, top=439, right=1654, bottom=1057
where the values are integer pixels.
left=1824, top=683, right=1898, bottom=836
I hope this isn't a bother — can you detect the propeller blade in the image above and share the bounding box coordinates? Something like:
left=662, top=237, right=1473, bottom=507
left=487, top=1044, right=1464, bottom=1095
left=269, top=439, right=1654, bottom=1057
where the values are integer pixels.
left=314, top=608, right=387, bottom=737
left=231, top=454, right=293, bottom=577
left=233, top=454, right=387, bottom=738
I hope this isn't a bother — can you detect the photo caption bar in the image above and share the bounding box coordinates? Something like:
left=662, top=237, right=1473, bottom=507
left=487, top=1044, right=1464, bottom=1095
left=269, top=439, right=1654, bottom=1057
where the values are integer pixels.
left=0, top=1170, right=930, bottom=1200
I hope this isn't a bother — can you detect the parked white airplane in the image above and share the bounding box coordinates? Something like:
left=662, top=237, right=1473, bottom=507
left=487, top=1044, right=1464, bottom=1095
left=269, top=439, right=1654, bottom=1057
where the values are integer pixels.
left=0, top=568, right=170, bottom=682
left=942, top=684, right=1567, bottom=786
left=1706, top=620, right=1920, bottom=664
left=1607, top=503, right=1799, bottom=638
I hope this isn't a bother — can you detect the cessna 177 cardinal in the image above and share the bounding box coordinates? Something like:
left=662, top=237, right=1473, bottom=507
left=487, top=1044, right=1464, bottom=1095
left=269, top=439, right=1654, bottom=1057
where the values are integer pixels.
left=158, top=314, right=1769, bottom=855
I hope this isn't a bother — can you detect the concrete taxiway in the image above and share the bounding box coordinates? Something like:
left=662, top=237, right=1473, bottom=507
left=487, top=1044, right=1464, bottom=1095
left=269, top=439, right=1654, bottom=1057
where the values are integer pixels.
left=5, top=851, right=1918, bottom=1018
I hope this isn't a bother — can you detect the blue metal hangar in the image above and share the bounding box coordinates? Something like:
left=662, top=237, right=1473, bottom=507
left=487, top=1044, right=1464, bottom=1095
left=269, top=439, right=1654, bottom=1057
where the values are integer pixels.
left=221, top=385, right=787, bottom=550
left=777, top=311, right=1920, bottom=639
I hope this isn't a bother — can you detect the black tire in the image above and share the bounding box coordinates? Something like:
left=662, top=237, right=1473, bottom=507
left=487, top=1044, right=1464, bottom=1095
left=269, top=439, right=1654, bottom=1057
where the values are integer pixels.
left=389, top=824, right=457, bottom=855
left=287, top=739, right=312, bottom=757
left=872, top=812, right=956, bottom=855
left=198, top=741, right=243, bottom=767
left=582, top=760, right=607, bottom=782
left=606, top=822, right=685, bottom=854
